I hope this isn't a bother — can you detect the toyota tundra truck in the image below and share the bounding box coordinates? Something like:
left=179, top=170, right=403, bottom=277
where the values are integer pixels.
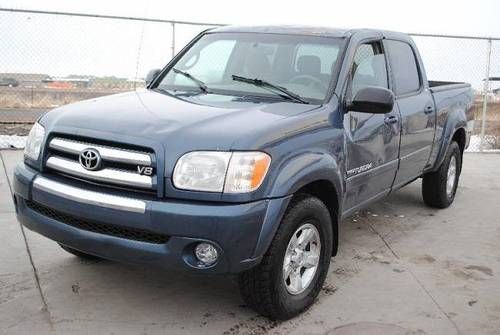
left=13, top=26, right=473, bottom=320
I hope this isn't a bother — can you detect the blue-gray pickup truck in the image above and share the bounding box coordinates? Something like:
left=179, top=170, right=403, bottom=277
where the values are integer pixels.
left=14, top=26, right=473, bottom=319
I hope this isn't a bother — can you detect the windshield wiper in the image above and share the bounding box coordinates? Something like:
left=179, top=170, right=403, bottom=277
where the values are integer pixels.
left=173, top=68, right=208, bottom=93
left=231, top=75, right=308, bottom=104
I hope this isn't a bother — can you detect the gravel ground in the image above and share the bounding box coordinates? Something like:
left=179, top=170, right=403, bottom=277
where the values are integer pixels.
left=0, top=123, right=33, bottom=136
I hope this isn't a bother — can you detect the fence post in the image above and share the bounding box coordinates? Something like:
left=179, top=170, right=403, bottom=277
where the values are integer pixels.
left=171, top=22, right=176, bottom=59
left=480, top=39, right=492, bottom=151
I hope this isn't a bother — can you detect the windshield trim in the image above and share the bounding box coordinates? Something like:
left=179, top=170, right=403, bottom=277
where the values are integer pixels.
left=150, top=31, right=347, bottom=105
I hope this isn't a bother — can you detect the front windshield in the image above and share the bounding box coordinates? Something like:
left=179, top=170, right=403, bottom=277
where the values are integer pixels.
left=155, top=32, right=344, bottom=104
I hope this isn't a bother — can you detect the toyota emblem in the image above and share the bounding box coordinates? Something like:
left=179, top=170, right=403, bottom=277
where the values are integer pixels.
left=79, top=148, right=102, bottom=171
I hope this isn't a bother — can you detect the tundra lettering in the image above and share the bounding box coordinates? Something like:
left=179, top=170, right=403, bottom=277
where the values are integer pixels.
left=347, top=163, right=373, bottom=177
left=14, top=26, right=473, bottom=320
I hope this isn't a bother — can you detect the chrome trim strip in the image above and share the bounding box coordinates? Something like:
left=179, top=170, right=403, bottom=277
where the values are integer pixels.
left=50, top=138, right=152, bottom=166
left=33, top=176, right=146, bottom=213
left=46, top=156, right=153, bottom=189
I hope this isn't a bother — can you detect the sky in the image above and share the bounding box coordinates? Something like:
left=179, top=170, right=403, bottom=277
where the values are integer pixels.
left=1, top=0, right=499, bottom=89
left=3, top=0, right=499, bottom=37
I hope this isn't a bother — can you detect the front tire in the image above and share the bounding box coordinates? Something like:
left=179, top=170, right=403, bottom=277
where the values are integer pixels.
left=238, top=194, right=333, bottom=320
left=422, top=141, right=461, bottom=208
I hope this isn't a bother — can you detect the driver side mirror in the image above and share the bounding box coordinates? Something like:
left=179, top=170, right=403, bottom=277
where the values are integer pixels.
left=346, top=86, right=395, bottom=114
left=145, top=69, right=162, bottom=86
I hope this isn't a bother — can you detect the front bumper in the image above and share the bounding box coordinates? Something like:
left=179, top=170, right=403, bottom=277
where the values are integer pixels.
left=13, top=162, right=290, bottom=274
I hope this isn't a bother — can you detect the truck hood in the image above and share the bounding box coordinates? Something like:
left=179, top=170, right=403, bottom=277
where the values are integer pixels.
left=42, top=89, right=319, bottom=151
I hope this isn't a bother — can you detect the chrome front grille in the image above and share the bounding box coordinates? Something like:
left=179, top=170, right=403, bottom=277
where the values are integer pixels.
left=49, top=138, right=151, bottom=165
left=46, top=137, right=156, bottom=191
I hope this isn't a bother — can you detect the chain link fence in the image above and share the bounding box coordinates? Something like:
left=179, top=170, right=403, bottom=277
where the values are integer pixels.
left=411, top=34, right=500, bottom=152
left=1, top=8, right=499, bottom=151
left=0, top=8, right=218, bottom=148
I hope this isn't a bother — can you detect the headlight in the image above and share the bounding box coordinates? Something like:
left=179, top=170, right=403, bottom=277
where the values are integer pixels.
left=173, top=151, right=231, bottom=192
left=224, top=152, right=271, bottom=193
left=173, top=151, right=271, bottom=193
left=24, top=122, right=45, bottom=161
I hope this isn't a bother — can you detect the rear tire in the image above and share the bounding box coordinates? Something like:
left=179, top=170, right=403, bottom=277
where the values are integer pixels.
left=422, top=141, right=461, bottom=208
left=238, top=194, right=333, bottom=320
left=59, top=244, right=102, bottom=260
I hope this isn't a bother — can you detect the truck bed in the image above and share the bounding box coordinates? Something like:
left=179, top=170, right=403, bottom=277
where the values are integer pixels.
left=429, top=81, right=474, bottom=153
left=429, top=80, right=471, bottom=93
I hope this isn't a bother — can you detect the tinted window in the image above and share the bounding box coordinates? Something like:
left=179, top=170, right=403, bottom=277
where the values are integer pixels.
left=350, top=42, right=388, bottom=97
left=385, top=40, right=420, bottom=95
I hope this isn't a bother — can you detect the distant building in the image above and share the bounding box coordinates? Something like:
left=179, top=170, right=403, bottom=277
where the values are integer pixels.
left=491, top=88, right=500, bottom=102
left=43, top=77, right=91, bottom=89
left=0, top=73, right=51, bottom=87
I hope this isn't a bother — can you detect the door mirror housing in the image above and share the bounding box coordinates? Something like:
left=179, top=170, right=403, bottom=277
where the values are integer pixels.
left=145, top=69, right=162, bottom=86
left=347, top=86, right=395, bottom=114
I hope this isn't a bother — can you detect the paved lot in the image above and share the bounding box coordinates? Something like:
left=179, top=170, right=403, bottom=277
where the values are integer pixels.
left=1, top=150, right=499, bottom=335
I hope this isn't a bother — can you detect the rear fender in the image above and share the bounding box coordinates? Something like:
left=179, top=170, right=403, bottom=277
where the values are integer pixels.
left=432, top=109, right=467, bottom=172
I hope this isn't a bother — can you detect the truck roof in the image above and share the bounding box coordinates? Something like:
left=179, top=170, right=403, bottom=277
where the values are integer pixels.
left=210, top=25, right=411, bottom=41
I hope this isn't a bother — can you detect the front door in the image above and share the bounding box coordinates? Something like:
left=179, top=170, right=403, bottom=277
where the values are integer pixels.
left=343, top=41, right=401, bottom=212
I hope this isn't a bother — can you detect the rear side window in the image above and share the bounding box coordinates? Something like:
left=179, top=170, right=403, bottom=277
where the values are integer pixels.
left=385, top=40, right=421, bottom=95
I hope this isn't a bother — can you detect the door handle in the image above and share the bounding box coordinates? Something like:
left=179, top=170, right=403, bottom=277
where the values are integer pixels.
left=424, top=105, right=434, bottom=114
left=384, top=115, right=398, bottom=125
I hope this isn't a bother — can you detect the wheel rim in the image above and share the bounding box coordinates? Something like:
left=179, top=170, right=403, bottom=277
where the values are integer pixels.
left=446, top=156, right=457, bottom=198
left=283, top=223, right=321, bottom=295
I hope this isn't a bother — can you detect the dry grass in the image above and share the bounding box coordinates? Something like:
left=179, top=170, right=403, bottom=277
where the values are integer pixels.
left=473, top=101, right=500, bottom=134
left=0, top=87, right=127, bottom=109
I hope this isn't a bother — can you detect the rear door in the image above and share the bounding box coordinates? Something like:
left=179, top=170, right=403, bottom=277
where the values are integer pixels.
left=343, top=40, right=401, bottom=211
left=384, top=39, right=435, bottom=186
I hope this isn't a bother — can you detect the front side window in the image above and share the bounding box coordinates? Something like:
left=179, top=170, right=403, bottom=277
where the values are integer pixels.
left=349, top=42, right=388, bottom=98
left=156, top=32, right=344, bottom=103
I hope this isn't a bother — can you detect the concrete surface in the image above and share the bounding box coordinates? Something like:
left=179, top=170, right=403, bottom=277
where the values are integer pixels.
left=1, top=150, right=499, bottom=335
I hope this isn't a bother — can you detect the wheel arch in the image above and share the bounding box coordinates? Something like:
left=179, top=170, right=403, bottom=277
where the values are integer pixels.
left=432, top=122, right=467, bottom=172
left=252, top=152, right=343, bottom=260
left=295, top=180, right=340, bottom=256
left=452, top=127, right=466, bottom=155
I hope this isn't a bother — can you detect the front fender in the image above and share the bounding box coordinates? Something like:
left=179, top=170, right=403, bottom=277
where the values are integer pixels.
left=251, top=152, right=343, bottom=259
left=268, top=152, right=343, bottom=199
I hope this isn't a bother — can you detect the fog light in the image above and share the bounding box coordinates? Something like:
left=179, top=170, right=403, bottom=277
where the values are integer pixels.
left=194, top=242, right=218, bottom=266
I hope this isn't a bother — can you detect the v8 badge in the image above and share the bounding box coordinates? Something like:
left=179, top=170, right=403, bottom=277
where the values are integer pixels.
left=137, top=166, right=154, bottom=176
